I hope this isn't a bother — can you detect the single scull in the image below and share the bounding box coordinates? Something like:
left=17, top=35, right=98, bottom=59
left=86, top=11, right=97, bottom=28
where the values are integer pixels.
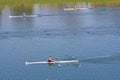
left=25, top=60, right=79, bottom=65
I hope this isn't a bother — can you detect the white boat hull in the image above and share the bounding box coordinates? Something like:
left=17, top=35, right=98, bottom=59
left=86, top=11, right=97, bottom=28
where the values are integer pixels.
left=25, top=60, right=79, bottom=65
left=64, top=8, right=89, bottom=11
left=9, top=15, right=38, bottom=18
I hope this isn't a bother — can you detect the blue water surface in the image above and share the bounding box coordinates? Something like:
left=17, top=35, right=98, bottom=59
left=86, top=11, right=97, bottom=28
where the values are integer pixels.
left=0, top=4, right=120, bottom=80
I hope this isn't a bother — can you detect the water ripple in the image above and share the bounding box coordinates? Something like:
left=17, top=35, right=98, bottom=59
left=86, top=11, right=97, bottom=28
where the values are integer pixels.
left=0, top=28, right=120, bottom=40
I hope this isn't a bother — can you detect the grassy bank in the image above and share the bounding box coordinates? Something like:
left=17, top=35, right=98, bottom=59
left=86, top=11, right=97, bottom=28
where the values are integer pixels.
left=0, top=0, right=120, bottom=5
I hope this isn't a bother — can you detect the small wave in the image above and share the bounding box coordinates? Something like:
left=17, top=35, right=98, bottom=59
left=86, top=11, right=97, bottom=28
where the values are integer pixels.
left=0, top=29, right=71, bottom=40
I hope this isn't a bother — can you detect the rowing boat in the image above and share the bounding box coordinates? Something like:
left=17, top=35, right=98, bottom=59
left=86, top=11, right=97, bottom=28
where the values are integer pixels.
left=64, top=7, right=89, bottom=11
left=9, top=15, right=39, bottom=18
left=64, top=8, right=77, bottom=11
left=25, top=60, right=79, bottom=65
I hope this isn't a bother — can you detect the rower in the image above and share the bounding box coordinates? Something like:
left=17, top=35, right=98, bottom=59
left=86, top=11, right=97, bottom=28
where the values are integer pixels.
left=23, top=12, right=26, bottom=16
left=48, top=56, right=54, bottom=62
left=21, top=12, right=28, bottom=19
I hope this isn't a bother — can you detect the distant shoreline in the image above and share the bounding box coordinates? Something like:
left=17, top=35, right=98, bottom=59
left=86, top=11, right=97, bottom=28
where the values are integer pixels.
left=0, top=0, right=120, bottom=5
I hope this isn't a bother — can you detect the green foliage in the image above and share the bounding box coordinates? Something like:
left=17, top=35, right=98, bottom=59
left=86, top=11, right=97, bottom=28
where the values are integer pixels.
left=0, top=0, right=119, bottom=5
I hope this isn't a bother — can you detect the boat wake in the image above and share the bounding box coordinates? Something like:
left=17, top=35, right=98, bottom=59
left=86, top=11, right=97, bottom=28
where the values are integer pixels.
left=79, top=55, right=120, bottom=64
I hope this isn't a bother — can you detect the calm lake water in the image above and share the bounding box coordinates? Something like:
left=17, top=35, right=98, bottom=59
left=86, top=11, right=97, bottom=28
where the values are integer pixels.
left=0, top=2, right=120, bottom=80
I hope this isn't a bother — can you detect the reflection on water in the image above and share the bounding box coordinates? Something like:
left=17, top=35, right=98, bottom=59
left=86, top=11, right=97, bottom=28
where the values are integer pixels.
left=0, top=1, right=120, bottom=15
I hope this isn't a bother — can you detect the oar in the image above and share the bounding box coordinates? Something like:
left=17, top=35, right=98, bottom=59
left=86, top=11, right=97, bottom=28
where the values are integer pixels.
left=55, top=57, right=62, bottom=68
